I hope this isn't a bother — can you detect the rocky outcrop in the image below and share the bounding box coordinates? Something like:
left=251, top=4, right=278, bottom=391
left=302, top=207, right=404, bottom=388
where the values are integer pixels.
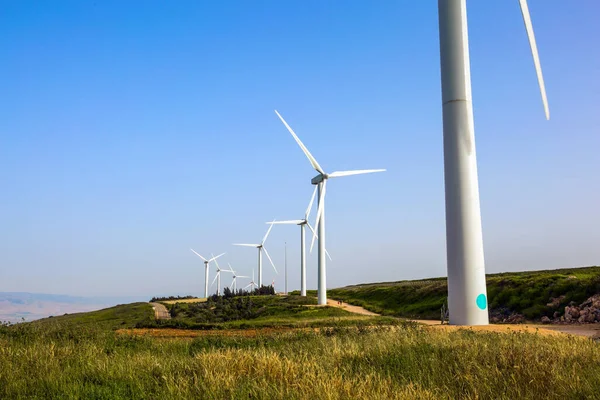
left=554, top=294, right=600, bottom=324
left=489, top=307, right=525, bottom=324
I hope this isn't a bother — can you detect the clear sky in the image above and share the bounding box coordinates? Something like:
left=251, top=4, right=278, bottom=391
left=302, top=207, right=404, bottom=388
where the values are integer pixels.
left=1, top=1, right=599, bottom=297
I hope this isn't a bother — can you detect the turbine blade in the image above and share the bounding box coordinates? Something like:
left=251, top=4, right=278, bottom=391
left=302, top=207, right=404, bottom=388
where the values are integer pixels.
left=266, top=220, right=304, bottom=225
left=208, top=252, right=225, bottom=262
left=211, top=272, right=219, bottom=287
left=325, top=248, right=332, bottom=261
left=311, top=180, right=327, bottom=253
left=244, top=283, right=252, bottom=289
left=328, top=169, right=386, bottom=178
left=262, top=247, right=278, bottom=274
left=262, top=220, right=275, bottom=244
left=230, top=279, right=235, bottom=290
left=190, top=249, right=207, bottom=262
left=274, top=110, right=325, bottom=174
left=305, top=185, right=318, bottom=219
left=233, top=243, right=260, bottom=247
left=237, top=276, right=249, bottom=279
left=306, top=221, right=318, bottom=241
left=519, top=0, right=550, bottom=120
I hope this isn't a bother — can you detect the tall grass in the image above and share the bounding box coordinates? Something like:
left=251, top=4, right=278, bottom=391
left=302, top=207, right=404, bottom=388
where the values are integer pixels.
left=1, top=321, right=599, bottom=399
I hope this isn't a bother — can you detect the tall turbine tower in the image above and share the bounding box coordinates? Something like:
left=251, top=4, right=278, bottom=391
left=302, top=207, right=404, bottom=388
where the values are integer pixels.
left=267, top=186, right=331, bottom=296
left=438, top=0, right=549, bottom=325
left=275, top=110, right=385, bottom=305
left=190, top=250, right=225, bottom=298
left=233, top=223, right=277, bottom=287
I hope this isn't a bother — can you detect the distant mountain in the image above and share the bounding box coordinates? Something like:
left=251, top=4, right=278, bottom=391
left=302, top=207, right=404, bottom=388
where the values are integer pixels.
left=0, top=292, right=148, bottom=323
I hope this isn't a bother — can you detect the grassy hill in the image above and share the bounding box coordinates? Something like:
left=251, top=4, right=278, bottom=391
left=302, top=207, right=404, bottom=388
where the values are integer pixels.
left=27, top=302, right=154, bottom=331
left=320, top=266, right=600, bottom=320
left=153, top=295, right=393, bottom=329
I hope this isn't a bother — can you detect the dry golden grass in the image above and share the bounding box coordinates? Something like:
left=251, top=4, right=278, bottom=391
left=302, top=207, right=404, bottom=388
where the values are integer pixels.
left=2, top=320, right=600, bottom=399
left=161, top=298, right=207, bottom=305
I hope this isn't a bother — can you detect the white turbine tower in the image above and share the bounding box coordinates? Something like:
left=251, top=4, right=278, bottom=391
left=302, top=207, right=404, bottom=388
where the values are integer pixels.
left=226, top=263, right=248, bottom=293
left=233, top=223, right=277, bottom=288
left=438, top=0, right=549, bottom=325
left=244, top=269, right=258, bottom=292
left=210, top=255, right=232, bottom=296
left=190, top=250, right=225, bottom=299
left=267, top=186, right=331, bottom=297
left=275, top=110, right=385, bottom=305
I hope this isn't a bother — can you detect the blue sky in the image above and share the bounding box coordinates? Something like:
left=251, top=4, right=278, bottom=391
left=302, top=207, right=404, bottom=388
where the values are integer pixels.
left=1, top=1, right=598, bottom=297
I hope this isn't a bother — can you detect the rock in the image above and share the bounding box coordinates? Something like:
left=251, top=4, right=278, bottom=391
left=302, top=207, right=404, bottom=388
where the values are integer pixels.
left=564, top=307, right=573, bottom=322
left=553, top=311, right=560, bottom=319
left=586, top=312, right=596, bottom=323
left=505, top=313, right=525, bottom=324
left=565, top=306, right=580, bottom=321
left=541, top=316, right=552, bottom=324
left=581, top=294, right=600, bottom=309
left=547, top=295, right=566, bottom=308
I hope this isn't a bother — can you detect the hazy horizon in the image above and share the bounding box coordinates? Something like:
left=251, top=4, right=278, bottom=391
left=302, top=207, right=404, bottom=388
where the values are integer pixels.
left=1, top=1, right=599, bottom=298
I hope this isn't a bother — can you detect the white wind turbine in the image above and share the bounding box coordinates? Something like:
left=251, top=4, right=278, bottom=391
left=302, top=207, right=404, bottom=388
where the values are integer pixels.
left=233, top=223, right=277, bottom=288
left=244, top=269, right=258, bottom=292
left=267, top=186, right=331, bottom=297
left=275, top=110, right=385, bottom=305
left=190, top=250, right=225, bottom=299
left=226, top=263, right=248, bottom=293
left=210, top=255, right=232, bottom=296
left=438, top=0, right=550, bottom=325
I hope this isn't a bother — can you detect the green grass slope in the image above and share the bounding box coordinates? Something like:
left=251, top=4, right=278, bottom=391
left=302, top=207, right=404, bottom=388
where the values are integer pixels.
left=326, top=266, right=600, bottom=320
left=28, top=302, right=154, bottom=330
left=153, top=295, right=394, bottom=329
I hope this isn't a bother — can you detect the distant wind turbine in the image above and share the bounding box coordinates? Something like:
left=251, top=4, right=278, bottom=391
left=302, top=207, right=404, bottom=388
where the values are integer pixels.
left=210, top=254, right=232, bottom=296
left=267, top=186, right=331, bottom=296
left=233, top=222, right=277, bottom=287
left=190, top=250, right=225, bottom=298
left=226, top=263, right=248, bottom=293
left=275, top=110, right=385, bottom=305
left=437, top=0, right=550, bottom=325
left=244, top=269, right=257, bottom=292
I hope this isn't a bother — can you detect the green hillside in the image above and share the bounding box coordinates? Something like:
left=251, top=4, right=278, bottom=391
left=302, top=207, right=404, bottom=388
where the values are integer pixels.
left=28, top=302, right=154, bottom=331
left=325, top=266, right=600, bottom=320
left=154, top=295, right=392, bottom=329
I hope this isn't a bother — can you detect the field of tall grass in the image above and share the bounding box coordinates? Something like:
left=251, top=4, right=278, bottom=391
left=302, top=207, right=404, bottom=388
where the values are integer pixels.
left=1, top=319, right=599, bottom=399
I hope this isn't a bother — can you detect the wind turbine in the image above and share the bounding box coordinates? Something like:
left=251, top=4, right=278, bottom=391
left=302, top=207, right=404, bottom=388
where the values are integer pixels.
left=190, top=250, right=225, bottom=299
left=226, top=263, right=248, bottom=293
left=244, top=269, right=258, bottom=292
left=267, top=186, right=331, bottom=296
left=233, top=223, right=277, bottom=287
left=275, top=110, right=385, bottom=305
left=438, top=0, right=549, bottom=325
left=210, top=255, right=232, bottom=296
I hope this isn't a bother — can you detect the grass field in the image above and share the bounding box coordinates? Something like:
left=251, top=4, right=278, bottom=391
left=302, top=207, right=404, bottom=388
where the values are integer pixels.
left=1, top=317, right=599, bottom=399
left=150, top=295, right=396, bottom=330
left=303, top=266, right=600, bottom=320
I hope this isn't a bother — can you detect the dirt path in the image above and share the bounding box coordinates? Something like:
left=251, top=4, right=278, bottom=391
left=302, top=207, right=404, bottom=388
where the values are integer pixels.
left=326, top=299, right=380, bottom=316
left=412, top=319, right=600, bottom=338
left=149, top=302, right=171, bottom=320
